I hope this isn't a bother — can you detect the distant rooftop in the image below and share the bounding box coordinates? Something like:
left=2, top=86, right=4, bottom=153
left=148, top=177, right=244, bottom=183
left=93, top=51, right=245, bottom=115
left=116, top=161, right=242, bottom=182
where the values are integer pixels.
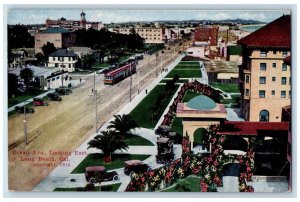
left=41, top=27, right=72, bottom=34
left=49, top=49, right=77, bottom=57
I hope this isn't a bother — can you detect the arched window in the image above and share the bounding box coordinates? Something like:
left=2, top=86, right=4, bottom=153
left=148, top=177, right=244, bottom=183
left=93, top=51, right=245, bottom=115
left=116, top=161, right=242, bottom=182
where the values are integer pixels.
left=259, top=110, right=269, bottom=122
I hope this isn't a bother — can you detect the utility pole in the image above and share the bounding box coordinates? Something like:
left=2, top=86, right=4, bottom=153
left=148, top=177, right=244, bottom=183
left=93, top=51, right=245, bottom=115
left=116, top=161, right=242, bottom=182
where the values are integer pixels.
left=23, top=102, right=28, bottom=145
left=93, top=73, right=98, bottom=133
left=129, top=63, right=133, bottom=102
left=155, top=53, right=158, bottom=77
left=137, top=69, right=140, bottom=94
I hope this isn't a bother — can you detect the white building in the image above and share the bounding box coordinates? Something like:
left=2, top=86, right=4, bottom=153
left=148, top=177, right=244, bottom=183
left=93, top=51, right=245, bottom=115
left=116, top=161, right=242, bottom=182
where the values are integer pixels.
left=9, top=65, right=70, bottom=90
left=46, top=49, right=77, bottom=72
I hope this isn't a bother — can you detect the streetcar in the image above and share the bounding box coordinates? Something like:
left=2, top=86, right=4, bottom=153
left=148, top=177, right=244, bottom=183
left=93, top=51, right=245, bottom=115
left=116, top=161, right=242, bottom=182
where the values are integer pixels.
left=104, top=62, right=136, bottom=85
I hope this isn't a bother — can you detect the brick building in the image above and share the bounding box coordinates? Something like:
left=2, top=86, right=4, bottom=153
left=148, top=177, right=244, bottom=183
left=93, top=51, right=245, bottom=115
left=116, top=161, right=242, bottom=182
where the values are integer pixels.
left=34, top=27, right=76, bottom=54
left=238, top=15, right=291, bottom=122
left=194, top=25, right=219, bottom=46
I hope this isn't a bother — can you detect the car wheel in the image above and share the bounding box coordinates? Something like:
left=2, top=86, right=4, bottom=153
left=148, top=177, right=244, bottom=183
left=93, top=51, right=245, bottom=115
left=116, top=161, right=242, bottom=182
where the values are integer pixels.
left=17, top=110, right=21, bottom=114
left=113, top=175, right=120, bottom=182
left=129, top=171, right=135, bottom=178
left=48, top=98, right=52, bottom=101
left=147, top=167, right=151, bottom=172
left=29, top=109, right=33, bottom=113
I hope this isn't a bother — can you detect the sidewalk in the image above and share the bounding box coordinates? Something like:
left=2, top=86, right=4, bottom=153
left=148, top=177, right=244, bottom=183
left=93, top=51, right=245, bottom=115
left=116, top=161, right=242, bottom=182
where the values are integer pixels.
left=198, top=61, right=208, bottom=85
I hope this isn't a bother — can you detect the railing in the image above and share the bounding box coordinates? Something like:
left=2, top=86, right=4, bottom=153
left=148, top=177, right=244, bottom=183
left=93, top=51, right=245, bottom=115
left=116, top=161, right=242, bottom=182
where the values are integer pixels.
left=251, top=175, right=288, bottom=182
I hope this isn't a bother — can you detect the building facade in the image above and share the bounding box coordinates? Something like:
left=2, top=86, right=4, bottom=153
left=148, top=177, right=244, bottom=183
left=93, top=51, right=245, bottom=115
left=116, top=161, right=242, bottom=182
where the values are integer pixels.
left=194, top=25, right=219, bottom=46
left=46, top=49, right=77, bottom=72
left=114, top=27, right=165, bottom=44
left=45, top=11, right=103, bottom=31
left=238, top=15, right=291, bottom=122
left=34, top=27, right=76, bottom=54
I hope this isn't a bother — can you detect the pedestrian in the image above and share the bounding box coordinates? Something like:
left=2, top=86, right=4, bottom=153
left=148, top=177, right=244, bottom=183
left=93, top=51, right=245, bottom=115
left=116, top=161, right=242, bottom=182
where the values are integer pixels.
left=80, top=78, right=82, bottom=83
left=145, top=89, right=148, bottom=94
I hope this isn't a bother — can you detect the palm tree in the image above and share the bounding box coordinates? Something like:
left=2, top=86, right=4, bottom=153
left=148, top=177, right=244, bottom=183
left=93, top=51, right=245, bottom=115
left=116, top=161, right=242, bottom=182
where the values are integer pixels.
left=87, top=130, right=128, bottom=163
left=107, top=114, right=139, bottom=139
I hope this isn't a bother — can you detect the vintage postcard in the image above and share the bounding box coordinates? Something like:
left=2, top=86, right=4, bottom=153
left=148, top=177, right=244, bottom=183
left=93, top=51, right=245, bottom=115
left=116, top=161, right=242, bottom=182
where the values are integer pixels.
left=6, top=8, right=292, bottom=193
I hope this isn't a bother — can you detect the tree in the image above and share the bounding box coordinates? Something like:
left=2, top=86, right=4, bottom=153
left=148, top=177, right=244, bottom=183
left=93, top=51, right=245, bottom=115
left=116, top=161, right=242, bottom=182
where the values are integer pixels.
left=107, top=114, right=139, bottom=139
left=8, top=73, right=18, bottom=98
left=8, top=25, right=34, bottom=49
left=82, top=54, right=96, bottom=69
left=42, top=42, right=57, bottom=57
left=87, top=130, right=128, bottom=163
left=20, top=68, right=33, bottom=94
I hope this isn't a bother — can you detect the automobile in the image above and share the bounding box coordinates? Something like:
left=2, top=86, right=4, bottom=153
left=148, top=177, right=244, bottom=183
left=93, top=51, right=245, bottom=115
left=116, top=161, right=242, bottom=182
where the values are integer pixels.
left=47, top=92, right=62, bottom=101
left=155, top=125, right=172, bottom=137
left=124, top=160, right=150, bottom=176
left=32, top=98, right=48, bottom=106
left=15, top=106, right=34, bottom=114
left=156, top=137, right=174, bottom=164
left=85, top=166, right=120, bottom=184
left=55, top=87, right=72, bottom=95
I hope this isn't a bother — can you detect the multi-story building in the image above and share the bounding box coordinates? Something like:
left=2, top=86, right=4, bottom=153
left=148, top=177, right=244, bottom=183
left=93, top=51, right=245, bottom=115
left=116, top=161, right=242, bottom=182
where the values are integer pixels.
left=46, top=49, right=77, bottom=72
left=45, top=10, right=103, bottom=31
left=238, top=15, right=291, bottom=122
left=194, top=25, right=219, bottom=46
left=34, top=27, right=76, bottom=54
left=114, top=27, right=165, bottom=44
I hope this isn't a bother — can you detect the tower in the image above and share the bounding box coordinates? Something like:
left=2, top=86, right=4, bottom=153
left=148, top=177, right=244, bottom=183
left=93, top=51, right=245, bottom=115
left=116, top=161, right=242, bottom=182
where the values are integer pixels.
left=80, top=10, right=86, bottom=21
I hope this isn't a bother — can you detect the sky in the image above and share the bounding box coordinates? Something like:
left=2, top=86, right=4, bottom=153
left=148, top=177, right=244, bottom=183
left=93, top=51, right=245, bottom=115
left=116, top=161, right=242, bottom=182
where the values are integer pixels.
left=7, top=9, right=290, bottom=25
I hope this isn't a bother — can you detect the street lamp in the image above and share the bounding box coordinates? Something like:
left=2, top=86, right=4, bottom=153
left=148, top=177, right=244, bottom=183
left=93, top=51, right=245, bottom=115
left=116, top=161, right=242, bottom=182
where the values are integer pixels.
left=23, top=101, right=29, bottom=145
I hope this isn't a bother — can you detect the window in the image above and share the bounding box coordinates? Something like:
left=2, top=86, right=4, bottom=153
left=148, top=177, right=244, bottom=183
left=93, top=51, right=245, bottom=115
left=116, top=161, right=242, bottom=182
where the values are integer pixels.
left=289, top=77, right=291, bottom=85
left=272, top=77, right=276, bottom=82
left=52, top=78, right=55, bottom=81
left=55, top=63, right=59, bottom=67
left=69, top=64, right=71, bottom=68
left=271, top=90, right=275, bottom=95
left=282, top=63, right=287, bottom=71
left=273, top=50, right=277, bottom=54
left=245, top=75, right=250, bottom=83
left=260, top=63, right=266, bottom=71
left=283, top=51, right=287, bottom=57
left=259, top=90, right=265, bottom=98
left=289, top=91, right=291, bottom=98
left=259, top=110, right=269, bottom=122
left=260, top=51, right=267, bottom=57
left=281, top=91, right=286, bottom=98
left=58, top=57, right=60, bottom=61
left=272, top=63, right=276, bottom=68
left=259, top=77, right=266, bottom=84
left=281, top=77, right=287, bottom=85
left=245, top=89, right=249, bottom=96
left=53, top=57, right=56, bottom=61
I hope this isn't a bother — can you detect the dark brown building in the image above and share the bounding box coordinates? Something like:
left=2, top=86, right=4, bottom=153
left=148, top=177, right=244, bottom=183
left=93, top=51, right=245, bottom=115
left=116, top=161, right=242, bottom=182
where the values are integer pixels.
left=194, top=26, right=219, bottom=46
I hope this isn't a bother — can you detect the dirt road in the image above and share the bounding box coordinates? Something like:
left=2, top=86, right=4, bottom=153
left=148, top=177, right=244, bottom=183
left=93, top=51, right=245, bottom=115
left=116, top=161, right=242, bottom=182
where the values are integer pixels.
left=7, top=42, right=189, bottom=191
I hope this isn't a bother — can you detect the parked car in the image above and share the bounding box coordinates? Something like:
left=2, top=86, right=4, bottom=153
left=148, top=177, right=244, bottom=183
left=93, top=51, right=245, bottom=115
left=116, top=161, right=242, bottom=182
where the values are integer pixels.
left=15, top=106, right=34, bottom=114
left=55, top=87, right=72, bottom=95
left=85, top=166, right=120, bottom=184
left=124, top=160, right=150, bottom=176
left=156, top=137, right=174, bottom=164
left=32, top=98, right=48, bottom=106
left=47, top=92, right=62, bottom=101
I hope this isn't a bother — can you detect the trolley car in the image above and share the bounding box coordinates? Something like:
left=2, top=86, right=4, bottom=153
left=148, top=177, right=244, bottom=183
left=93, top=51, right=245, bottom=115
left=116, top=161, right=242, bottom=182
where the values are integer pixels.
left=104, top=62, right=136, bottom=85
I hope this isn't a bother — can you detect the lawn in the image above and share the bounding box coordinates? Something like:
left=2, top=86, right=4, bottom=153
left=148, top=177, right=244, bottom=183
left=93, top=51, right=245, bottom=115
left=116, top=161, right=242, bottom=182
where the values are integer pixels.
left=161, top=176, right=200, bottom=192
left=173, top=62, right=200, bottom=70
left=160, top=79, right=189, bottom=84
left=71, top=154, right=151, bottom=174
left=221, top=94, right=241, bottom=108
left=54, top=183, right=121, bottom=192
left=130, top=85, right=179, bottom=129
left=125, top=135, right=154, bottom=146
left=210, top=82, right=239, bottom=93
left=8, top=89, right=47, bottom=108
left=165, top=69, right=202, bottom=78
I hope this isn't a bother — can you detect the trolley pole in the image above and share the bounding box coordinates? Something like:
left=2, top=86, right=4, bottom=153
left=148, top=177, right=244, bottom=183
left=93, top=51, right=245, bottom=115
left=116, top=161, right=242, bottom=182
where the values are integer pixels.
left=23, top=103, right=28, bottom=145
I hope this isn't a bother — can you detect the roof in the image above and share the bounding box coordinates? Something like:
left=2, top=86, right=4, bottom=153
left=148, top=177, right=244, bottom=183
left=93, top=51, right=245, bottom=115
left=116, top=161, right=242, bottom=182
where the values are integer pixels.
left=49, top=49, right=77, bottom=57
left=238, top=15, right=291, bottom=48
left=41, top=27, right=72, bottom=34
left=124, top=160, right=142, bottom=165
left=9, top=64, right=61, bottom=78
left=187, top=95, right=216, bottom=110
left=218, top=121, right=289, bottom=136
